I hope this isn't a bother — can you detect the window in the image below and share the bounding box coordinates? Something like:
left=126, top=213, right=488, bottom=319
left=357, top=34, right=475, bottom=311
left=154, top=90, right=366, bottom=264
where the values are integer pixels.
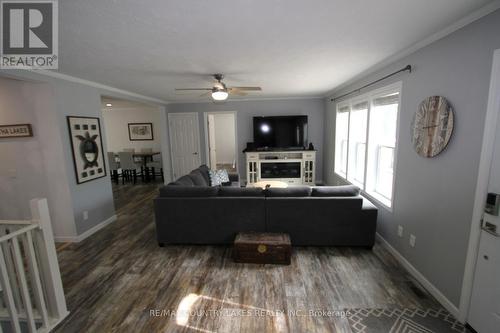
left=334, top=83, right=401, bottom=208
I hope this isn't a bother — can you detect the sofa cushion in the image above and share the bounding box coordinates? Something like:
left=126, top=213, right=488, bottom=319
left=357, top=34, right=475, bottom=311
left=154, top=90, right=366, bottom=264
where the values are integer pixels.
left=159, top=186, right=219, bottom=197
left=209, top=169, right=230, bottom=186
left=311, top=185, right=360, bottom=197
left=197, top=165, right=211, bottom=185
left=219, top=187, right=264, bottom=197
left=170, top=175, right=195, bottom=186
left=189, top=170, right=208, bottom=186
left=266, top=186, right=312, bottom=197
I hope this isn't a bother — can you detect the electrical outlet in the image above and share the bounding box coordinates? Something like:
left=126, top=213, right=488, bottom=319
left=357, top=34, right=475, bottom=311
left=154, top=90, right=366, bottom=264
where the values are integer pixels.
left=83, top=211, right=88, bottom=220
left=409, top=234, right=416, bottom=248
left=397, top=225, right=404, bottom=237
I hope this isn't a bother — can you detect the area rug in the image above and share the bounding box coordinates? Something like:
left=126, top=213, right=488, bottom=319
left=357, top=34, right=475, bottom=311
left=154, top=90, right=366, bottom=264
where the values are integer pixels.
left=348, top=308, right=469, bottom=333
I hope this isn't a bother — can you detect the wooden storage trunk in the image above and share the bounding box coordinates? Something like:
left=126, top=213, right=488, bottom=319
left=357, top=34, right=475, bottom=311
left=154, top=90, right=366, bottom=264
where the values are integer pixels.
left=233, top=232, right=291, bottom=265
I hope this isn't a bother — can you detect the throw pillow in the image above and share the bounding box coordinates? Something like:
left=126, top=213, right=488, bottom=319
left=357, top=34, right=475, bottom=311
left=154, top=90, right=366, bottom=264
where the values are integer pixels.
left=209, top=169, right=230, bottom=186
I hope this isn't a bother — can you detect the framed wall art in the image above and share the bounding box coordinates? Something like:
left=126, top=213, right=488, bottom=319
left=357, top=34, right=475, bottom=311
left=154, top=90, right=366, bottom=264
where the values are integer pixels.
left=0, top=124, right=33, bottom=138
left=128, top=122, right=154, bottom=141
left=67, top=116, right=107, bottom=184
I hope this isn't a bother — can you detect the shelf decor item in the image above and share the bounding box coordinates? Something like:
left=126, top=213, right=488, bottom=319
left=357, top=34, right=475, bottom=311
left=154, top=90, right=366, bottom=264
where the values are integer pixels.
left=128, top=122, right=153, bottom=141
left=411, top=96, right=454, bottom=158
left=67, top=116, right=107, bottom=184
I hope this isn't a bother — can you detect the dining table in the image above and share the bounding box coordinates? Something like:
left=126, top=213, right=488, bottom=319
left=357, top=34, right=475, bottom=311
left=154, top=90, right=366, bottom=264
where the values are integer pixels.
left=131, top=151, right=160, bottom=166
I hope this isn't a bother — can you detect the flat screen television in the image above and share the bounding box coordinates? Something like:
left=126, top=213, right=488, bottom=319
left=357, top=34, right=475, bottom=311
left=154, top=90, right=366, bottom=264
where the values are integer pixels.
left=253, top=116, right=308, bottom=149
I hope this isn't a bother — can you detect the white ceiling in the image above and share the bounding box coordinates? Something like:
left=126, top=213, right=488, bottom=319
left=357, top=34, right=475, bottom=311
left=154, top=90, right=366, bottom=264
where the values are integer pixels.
left=58, top=0, right=494, bottom=102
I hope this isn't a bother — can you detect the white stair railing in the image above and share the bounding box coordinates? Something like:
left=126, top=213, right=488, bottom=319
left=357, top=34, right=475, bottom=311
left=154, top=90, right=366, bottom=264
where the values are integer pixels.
left=0, top=198, right=69, bottom=332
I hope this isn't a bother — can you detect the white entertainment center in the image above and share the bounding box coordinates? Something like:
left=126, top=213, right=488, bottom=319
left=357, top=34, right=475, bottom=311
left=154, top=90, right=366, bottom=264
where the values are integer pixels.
left=245, top=150, right=316, bottom=186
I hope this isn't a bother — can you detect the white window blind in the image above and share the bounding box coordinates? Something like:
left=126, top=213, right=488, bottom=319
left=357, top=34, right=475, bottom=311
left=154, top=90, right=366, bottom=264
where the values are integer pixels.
left=334, top=106, right=349, bottom=177
left=347, top=101, right=368, bottom=187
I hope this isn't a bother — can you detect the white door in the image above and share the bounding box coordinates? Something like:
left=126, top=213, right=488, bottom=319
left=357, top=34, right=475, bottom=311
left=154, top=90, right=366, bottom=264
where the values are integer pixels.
left=468, top=225, right=500, bottom=333
left=468, top=136, right=500, bottom=332
left=468, top=54, right=500, bottom=332
left=168, top=112, right=201, bottom=179
left=207, top=114, right=217, bottom=169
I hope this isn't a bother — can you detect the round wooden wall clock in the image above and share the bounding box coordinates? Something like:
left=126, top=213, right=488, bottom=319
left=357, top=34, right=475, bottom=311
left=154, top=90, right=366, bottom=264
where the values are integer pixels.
left=411, top=96, right=454, bottom=158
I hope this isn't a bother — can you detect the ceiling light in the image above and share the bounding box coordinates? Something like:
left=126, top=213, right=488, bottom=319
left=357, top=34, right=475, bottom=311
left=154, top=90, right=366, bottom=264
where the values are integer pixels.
left=211, top=89, right=228, bottom=101
left=106, top=103, right=112, bottom=107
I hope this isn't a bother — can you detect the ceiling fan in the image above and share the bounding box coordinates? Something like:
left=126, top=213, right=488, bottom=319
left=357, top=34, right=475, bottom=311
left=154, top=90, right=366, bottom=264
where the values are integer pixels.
left=175, top=74, right=262, bottom=101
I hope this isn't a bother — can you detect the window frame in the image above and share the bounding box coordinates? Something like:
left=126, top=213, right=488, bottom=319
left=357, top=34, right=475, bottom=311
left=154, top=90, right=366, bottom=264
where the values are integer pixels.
left=339, top=138, right=348, bottom=176
left=333, top=81, right=402, bottom=211
left=374, top=144, right=395, bottom=201
left=347, top=96, right=369, bottom=188
left=334, top=103, right=350, bottom=178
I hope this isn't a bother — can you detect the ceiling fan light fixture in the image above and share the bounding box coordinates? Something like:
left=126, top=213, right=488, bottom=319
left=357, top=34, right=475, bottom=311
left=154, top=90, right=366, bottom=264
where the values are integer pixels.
left=211, top=89, right=228, bottom=101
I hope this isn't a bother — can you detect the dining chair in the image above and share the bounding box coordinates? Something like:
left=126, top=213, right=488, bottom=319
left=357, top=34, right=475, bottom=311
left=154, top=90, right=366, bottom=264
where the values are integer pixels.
left=124, top=148, right=143, bottom=163
left=107, top=152, right=121, bottom=184
left=118, top=152, right=143, bottom=184
left=139, top=148, right=155, bottom=167
left=146, top=154, right=164, bottom=182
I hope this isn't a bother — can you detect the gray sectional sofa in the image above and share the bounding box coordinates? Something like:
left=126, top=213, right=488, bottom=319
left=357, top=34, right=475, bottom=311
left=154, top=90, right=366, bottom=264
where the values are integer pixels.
left=154, top=165, right=378, bottom=247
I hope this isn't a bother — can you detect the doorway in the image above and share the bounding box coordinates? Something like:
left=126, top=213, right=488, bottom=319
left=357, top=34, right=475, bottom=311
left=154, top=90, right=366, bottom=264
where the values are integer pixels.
left=461, top=49, right=500, bottom=332
left=168, top=112, right=202, bottom=179
left=100, top=96, right=165, bottom=208
left=204, top=111, right=237, bottom=172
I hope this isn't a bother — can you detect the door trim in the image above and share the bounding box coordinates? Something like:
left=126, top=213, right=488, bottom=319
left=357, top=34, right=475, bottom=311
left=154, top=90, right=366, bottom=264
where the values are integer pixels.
left=203, top=111, right=238, bottom=171
left=460, top=48, right=500, bottom=323
left=167, top=112, right=201, bottom=179
left=159, top=106, right=171, bottom=184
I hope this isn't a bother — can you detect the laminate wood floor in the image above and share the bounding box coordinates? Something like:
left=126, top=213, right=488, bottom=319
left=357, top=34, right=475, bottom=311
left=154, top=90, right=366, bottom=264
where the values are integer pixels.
left=53, top=183, right=462, bottom=333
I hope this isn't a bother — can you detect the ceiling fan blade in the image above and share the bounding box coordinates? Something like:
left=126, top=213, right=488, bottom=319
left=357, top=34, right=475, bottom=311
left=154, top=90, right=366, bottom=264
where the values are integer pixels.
left=229, top=90, right=247, bottom=96
left=199, top=91, right=211, bottom=97
left=229, top=87, right=262, bottom=91
left=175, top=88, right=212, bottom=91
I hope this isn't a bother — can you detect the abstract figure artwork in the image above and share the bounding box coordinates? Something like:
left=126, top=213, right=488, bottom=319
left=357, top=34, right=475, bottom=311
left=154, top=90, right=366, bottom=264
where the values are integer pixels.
left=67, top=116, right=107, bottom=184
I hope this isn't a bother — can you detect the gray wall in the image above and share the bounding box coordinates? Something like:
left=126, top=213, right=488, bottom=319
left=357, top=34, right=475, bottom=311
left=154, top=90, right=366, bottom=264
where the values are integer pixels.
left=0, top=79, right=51, bottom=219
left=325, top=9, right=500, bottom=306
left=51, top=81, right=116, bottom=234
left=167, top=98, right=325, bottom=181
left=213, top=113, right=236, bottom=164
left=0, top=69, right=167, bottom=239
left=0, top=77, right=77, bottom=237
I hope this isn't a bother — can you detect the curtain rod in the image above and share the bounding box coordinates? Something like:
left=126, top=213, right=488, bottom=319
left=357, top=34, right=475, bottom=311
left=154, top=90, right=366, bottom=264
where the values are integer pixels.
left=330, top=65, right=412, bottom=102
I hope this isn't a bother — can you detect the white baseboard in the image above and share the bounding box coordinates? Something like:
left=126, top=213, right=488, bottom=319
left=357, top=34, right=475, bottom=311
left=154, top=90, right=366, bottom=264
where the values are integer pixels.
left=54, top=215, right=117, bottom=243
left=376, top=233, right=460, bottom=319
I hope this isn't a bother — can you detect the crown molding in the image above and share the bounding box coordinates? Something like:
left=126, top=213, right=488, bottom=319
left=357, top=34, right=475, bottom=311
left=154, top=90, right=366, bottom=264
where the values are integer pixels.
left=323, top=0, right=500, bottom=99
left=101, top=106, right=160, bottom=111
left=168, top=95, right=324, bottom=105
left=21, top=69, right=170, bottom=105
